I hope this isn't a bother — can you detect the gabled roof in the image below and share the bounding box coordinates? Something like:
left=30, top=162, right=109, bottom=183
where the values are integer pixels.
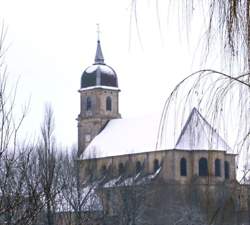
left=175, top=108, right=231, bottom=151
left=81, top=108, right=231, bottom=160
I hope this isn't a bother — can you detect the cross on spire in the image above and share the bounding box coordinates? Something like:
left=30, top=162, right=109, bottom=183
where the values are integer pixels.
left=94, top=24, right=104, bottom=64
left=96, top=23, right=100, bottom=41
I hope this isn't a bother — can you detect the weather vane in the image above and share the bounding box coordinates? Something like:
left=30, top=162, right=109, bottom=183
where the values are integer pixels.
left=96, top=23, right=101, bottom=41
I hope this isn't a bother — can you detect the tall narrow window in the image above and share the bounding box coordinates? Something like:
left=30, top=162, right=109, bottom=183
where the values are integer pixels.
left=224, top=161, right=230, bottom=179
left=154, top=159, right=160, bottom=173
left=86, top=96, right=92, bottom=111
left=199, top=158, right=208, bottom=176
left=215, top=159, right=221, bottom=177
left=118, top=163, right=125, bottom=175
left=180, top=158, right=187, bottom=176
left=106, top=96, right=112, bottom=111
left=101, top=165, right=107, bottom=176
left=136, top=161, right=142, bottom=173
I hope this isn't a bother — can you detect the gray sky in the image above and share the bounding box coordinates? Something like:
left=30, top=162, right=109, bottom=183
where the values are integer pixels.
left=0, top=0, right=220, bottom=147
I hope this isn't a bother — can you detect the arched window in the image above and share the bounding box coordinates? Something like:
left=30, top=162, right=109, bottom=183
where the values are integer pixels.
left=101, top=165, right=107, bottom=176
left=118, top=163, right=125, bottom=175
left=224, top=161, right=230, bottom=179
left=215, top=159, right=221, bottom=177
left=136, top=161, right=142, bottom=173
left=86, top=96, right=92, bottom=111
left=154, top=159, right=160, bottom=173
left=180, top=158, right=187, bottom=176
left=199, top=158, right=208, bottom=176
left=106, top=96, right=112, bottom=111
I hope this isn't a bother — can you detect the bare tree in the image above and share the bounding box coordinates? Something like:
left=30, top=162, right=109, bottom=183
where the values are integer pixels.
left=100, top=168, right=162, bottom=225
left=0, top=25, right=27, bottom=158
left=0, top=146, right=45, bottom=225
left=0, top=25, right=43, bottom=225
left=58, top=149, right=102, bottom=225
left=110, top=185, right=149, bottom=225
left=38, top=104, right=60, bottom=225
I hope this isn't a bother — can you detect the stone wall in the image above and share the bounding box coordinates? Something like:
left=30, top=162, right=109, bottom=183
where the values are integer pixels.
left=79, top=88, right=120, bottom=118
left=80, top=149, right=236, bottom=183
left=77, top=149, right=250, bottom=225
left=77, top=87, right=120, bottom=155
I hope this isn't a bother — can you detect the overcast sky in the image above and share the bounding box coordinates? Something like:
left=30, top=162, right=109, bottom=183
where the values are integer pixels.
left=0, top=0, right=221, bottom=147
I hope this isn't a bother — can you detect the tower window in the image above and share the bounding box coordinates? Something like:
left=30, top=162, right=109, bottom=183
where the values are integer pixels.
left=153, top=159, right=160, bottom=173
left=224, top=161, right=230, bottom=179
left=118, top=163, right=125, bottom=175
left=180, top=158, right=187, bottom=176
left=106, top=96, right=112, bottom=111
left=199, top=157, right=208, bottom=176
left=136, top=161, right=142, bottom=173
left=86, top=96, right=92, bottom=111
left=215, top=159, right=221, bottom=177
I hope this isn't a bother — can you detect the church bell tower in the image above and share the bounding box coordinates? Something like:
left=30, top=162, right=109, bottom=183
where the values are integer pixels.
left=77, top=36, right=121, bottom=156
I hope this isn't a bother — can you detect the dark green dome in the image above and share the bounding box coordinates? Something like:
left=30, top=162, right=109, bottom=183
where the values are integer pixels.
left=81, top=64, right=118, bottom=88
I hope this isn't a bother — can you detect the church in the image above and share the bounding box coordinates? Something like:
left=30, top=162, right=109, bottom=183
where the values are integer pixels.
left=76, top=37, right=250, bottom=225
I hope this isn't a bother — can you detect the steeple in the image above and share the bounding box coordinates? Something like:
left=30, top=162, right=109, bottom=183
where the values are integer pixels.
left=94, top=40, right=104, bottom=64
left=94, top=24, right=104, bottom=64
left=78, top=27, right=121, bottom=155
left=81, top=25, right=118, bottom=89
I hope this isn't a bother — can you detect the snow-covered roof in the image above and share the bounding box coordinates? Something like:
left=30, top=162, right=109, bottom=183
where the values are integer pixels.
left=175, top=108, right=231, bottom=151
left=81, top=108, right=231, bottom=160
left=79, top=85, right=120, bottom=92
left=82, top=114, right=161, bottom=159
left=103, top=167, right=161, bottom=188
left=85, top=64, right=114, bottom=74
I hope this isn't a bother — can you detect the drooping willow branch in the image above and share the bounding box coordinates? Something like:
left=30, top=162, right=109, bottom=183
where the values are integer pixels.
left=156, top=69, right=250, bottom=177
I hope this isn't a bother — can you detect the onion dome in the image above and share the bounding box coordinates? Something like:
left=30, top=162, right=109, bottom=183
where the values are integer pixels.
left=81, top=40, right=118, bottom=89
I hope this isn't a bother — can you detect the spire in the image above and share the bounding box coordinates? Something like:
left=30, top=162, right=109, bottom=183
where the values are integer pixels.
left=94, top=24, right=105, bottom=64
left=94, top=40, right=104, bottom=64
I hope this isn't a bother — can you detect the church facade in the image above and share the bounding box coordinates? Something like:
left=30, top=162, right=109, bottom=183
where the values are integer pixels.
left=76, top=38, right=250, bottom=225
